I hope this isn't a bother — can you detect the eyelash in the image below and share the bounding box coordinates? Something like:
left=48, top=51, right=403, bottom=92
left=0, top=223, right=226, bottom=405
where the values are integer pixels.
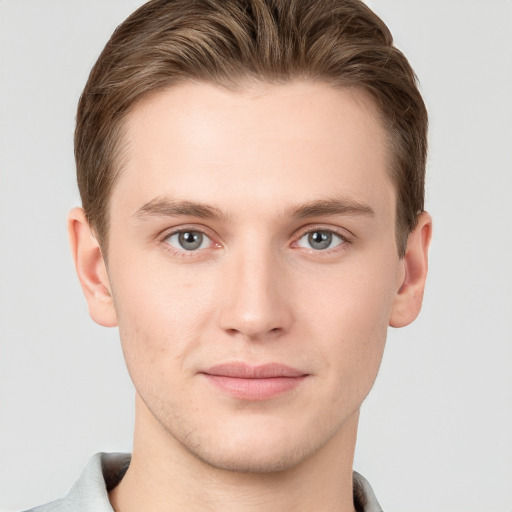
left=291, top=225, right=352, bottom=254
left=158, top=224, right=353, bottom=257
left=159, top=226, right=218, bottom=258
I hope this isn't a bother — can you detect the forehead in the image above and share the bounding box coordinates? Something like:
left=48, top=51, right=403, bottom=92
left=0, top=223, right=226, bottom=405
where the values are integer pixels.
left=112, top=81, right=395, bottom=219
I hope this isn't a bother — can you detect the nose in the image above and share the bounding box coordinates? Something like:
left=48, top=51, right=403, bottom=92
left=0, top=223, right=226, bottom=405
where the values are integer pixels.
left=218, top=246, right=293, bottom=341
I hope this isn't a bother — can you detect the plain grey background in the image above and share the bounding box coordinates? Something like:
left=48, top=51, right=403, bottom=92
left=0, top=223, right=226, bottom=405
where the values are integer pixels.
left=1, top=1, right=511, bottom=511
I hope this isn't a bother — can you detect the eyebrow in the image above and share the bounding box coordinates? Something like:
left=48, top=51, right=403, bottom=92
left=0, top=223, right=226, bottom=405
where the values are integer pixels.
left=287, top=197, right=375, bottom=219
left=134, top=196, right=375, bottom=222
left=134, top=198, right=227, bottom=221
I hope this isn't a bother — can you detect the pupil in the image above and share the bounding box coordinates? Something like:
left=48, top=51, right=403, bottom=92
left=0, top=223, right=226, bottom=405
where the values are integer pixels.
left=309, top=231, right=331, bottom=250
left=179, top=231, right=202, bottom=250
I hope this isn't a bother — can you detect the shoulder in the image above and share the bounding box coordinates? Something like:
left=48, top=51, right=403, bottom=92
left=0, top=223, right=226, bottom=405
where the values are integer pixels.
left=353, top=471, right=384, bottom=512
left=23, top=453, right=131, bottom=512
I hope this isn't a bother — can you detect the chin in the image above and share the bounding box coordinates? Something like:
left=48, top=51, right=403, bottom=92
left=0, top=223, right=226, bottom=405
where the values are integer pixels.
left=182, top=431, right=320, bottom=474
left=137, top=378, right=363, bottom=475
left=159, top=406, right=348, bottom=475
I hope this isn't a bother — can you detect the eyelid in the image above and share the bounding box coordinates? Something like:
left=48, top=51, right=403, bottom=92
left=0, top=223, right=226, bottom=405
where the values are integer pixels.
left=291, top=224, right=354, bottom=245
left=155, top=223, right=353, bottom=255
left=166, top=231, right=212, bottom=251
left=158, top=224, right=222, bottom=253
left=158, top=223, right=217, bottom=241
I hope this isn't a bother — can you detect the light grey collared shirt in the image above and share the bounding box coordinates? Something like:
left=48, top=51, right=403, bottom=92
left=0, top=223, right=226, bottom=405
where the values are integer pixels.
left=25, top=452, right=383, bottom=512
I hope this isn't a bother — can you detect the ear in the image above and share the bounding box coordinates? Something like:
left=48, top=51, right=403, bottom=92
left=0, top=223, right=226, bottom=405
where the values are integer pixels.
left=68, top=207, right=118, bottom=327
left=389, top=212, right=432, bottom=328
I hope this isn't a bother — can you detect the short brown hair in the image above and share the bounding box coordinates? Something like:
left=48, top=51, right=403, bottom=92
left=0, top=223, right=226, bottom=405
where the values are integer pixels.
left=75, top=0, right=427, bottom=256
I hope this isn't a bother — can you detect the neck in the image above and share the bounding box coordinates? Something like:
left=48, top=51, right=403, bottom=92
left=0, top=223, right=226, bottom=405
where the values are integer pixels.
left=109, top=396, right=359, bottom=512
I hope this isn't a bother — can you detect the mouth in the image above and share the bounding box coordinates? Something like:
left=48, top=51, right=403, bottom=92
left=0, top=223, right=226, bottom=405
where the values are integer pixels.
left=200, top=362, right=309, bottom=401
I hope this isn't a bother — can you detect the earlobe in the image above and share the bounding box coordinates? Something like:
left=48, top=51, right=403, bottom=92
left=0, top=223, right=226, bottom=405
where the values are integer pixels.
left=389, top=212, right=432, bottom=328
left=68, top=207, right=118, bottom=327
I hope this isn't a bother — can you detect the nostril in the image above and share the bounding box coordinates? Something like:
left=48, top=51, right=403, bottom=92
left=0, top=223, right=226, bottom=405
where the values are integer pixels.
left=223, top=326, right=284, bottom=340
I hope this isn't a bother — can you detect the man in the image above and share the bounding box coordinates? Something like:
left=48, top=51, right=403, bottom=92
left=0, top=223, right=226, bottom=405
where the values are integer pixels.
left=27, top=0, right=431, bottom=510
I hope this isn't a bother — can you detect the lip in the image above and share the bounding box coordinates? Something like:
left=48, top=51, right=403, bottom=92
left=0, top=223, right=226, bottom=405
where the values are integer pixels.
left=201, top=362, right=308, bottom=401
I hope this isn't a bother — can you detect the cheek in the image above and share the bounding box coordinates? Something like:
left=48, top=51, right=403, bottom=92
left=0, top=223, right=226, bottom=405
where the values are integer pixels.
left=298, top=254, right=397, bottom=392
left=108, top=256, right=217, bottom=389
left=301, top=252, right=397, bottom=335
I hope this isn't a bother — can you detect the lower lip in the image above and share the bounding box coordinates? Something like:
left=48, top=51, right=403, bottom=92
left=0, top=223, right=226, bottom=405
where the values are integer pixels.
left=203, top=375, right=307, bottom=400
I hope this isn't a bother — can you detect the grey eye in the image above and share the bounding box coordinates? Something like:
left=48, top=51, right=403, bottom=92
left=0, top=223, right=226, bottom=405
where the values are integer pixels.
left=166, top=231, right=210, bottom=251
left=296, top=230, right=344, bottom=251
left=308, top=231, right=332, bottom=250
left=179, top=231, right=203, bottom=250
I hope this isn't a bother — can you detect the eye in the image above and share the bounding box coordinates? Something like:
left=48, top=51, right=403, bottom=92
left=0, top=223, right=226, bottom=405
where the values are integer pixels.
left=165, top=230, right=212, bottom=251
left=296, top=230, right=345, bottom=251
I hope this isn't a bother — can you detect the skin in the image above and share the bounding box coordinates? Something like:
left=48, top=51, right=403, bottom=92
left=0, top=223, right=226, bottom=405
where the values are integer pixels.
left=69, top=81, right=431, bottom=512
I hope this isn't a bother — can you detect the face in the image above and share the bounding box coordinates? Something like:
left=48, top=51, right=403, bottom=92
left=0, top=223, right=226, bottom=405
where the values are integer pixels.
left=99, top=82, right=407, bottom=472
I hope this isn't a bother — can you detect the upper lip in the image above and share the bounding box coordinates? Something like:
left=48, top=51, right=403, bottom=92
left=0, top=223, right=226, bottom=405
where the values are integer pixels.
left=203, top=362, right=307, bottom=379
